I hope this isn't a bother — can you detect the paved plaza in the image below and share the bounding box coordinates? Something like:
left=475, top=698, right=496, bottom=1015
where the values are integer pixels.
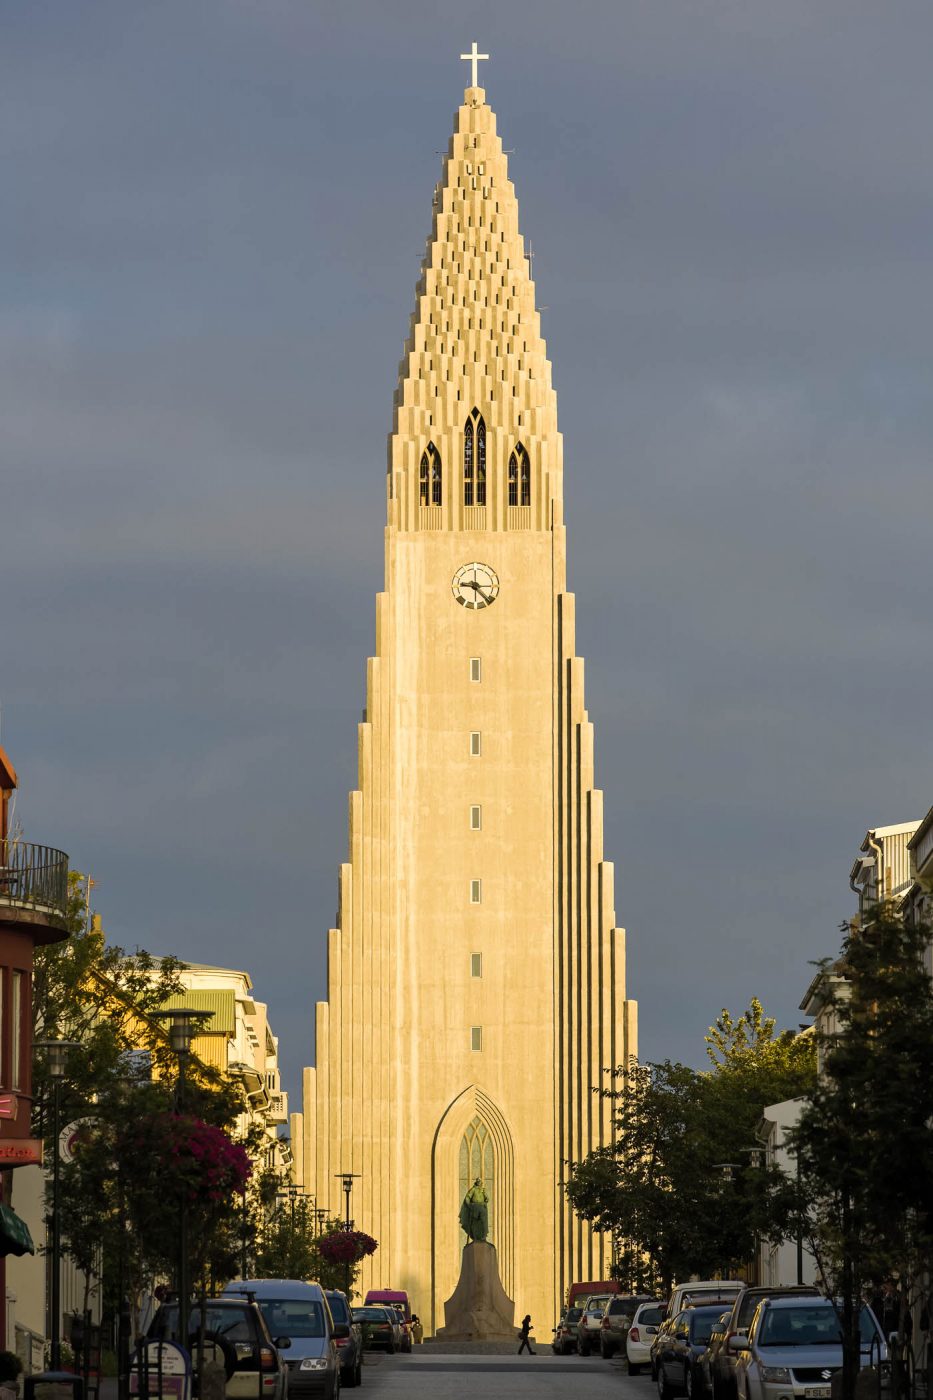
left=362, top=1349, right=641, bottom=1398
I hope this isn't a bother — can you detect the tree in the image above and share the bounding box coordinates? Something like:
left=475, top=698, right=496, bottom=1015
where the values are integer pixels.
left=253, top=1202, right=358, bottom=1291
left=792, top=908, right=933, bottom=1400
left=565, top=1000, right=815, bottom=1292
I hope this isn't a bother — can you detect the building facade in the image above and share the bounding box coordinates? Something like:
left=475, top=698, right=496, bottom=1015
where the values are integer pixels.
left=300, top=78, right=637, bottom=1330
left=162, top=964, right=290, bottom=1176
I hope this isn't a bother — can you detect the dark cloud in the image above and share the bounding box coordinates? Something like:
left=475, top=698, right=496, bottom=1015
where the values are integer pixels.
left=4, top=0, right=932, bottom=1104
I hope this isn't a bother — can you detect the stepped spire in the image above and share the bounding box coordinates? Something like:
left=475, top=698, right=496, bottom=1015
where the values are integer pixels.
left=389, top=83, right=560, bottom=531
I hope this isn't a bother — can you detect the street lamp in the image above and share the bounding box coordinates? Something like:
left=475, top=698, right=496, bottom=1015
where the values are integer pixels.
left=334, top=1173, right=360, bottom=1299
left=153, top=1008, right=214, bottom=1339
left=34, top=1037, right=79, bottom=1371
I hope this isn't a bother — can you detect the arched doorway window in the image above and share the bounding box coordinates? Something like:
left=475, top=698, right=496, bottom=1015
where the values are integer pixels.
left=508, top=443, right=530, bottom=507
left=458, top=1115, right=494, bottom=1244
left=420, top=442, right=442, bottom=506
left=463, top=409, right=486, bottom=507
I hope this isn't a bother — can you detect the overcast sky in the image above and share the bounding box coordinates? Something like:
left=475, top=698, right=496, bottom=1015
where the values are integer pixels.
left=4, top=1, right=932, bottom=1110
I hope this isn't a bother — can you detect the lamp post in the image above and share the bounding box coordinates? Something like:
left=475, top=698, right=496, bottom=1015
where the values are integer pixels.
left=153, top=1008, right=214, bottom=1340
left=334, top=1173, right=360, bottom=1299
left=34, top=1037, right=79, bottom=1371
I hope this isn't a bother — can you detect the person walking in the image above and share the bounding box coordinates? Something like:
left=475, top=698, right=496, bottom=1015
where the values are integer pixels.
left=410, top=1315, right=424, bottom=1345
left=518, top=1314, right=535, bottom=1355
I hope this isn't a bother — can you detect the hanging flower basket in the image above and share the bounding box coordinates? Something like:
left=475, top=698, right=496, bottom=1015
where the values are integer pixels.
left=122, top=1112, right=251, bottom=1206
left=317, top=1229, right=378, bottom=1265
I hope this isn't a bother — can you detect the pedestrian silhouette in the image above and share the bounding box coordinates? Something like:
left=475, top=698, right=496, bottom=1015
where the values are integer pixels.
left=518, top=1314, right=535, bottom=1355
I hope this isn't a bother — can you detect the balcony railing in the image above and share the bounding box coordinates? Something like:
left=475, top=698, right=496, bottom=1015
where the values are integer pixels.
left=0, top=840, right=69, bottom=918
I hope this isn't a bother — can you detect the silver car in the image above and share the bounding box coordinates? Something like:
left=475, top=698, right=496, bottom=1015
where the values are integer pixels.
left=734, top=1296, right=886, bottom=1400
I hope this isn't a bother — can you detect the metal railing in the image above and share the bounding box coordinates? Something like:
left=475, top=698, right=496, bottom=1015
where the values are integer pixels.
left=0, top=839, right=69, bottom=917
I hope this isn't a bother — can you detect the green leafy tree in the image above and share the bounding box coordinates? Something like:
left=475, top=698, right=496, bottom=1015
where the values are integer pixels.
left=253, top=1201, right=354, bottom=1290
left=791, top=909, right=933, bottom=1400
left=565, top=1000, right=815, bottom=1292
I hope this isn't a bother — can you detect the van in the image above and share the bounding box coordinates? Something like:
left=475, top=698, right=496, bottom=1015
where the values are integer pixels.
left=223, top=1279, right=344, bottom=1399
left=666, top=1279, right=745, bottom=1320
left=568, top=1280, right=619, bottom=1308
left=364, top=1289, right=410, bottom=1322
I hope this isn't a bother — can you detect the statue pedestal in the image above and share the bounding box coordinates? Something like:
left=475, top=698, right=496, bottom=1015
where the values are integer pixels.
left=438, top=1241, right=515, bottom=1341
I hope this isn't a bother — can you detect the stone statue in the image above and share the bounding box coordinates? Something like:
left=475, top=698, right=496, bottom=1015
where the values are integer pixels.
left=459, top=1177, right=489, bottom=1243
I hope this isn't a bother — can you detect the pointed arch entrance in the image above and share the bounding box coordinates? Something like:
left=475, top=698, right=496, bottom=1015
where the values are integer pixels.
left=430, top=1085, right=514, bottom=1333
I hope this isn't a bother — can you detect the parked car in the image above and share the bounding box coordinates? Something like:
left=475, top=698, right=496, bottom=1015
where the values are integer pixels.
left=324, top=1290, right=364, bottom=1389
left=656, top=1304, right=731, bottom=1400
left=352, top=1304, right=398, bottom=1353
left=651, top=1317, right=679, bottom=1380
left=147, top=1296, right=289, bottom=1400
left=386, top=1306, right=411, bottom=1353
left=698, top=1311, right=734, bottom=1399
left=626, top=1301, right=666, bottom=1376
left=600, top=1294, right=655, bottom=1359
left=707, top=1287, right=821, bottom=1400
left=667, top=1282, right=745, bottom=1321
left=364, top=1290, right=410, bottom=1321
left=733, top=1296, right=887, bottom=1400
left=578, top=1293, right=614, bottom=1355
left=223, top=1279, right=344, bottom=1398
left=552, top=1306, right=583, bottom=1355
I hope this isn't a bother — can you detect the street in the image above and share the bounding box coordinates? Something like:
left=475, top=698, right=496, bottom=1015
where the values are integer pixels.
left=361, top=1350, right=639, bottom=1398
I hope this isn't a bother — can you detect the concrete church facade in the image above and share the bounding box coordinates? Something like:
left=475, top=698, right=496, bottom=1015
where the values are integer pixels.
left=298, top=73, right=637, bottom=1330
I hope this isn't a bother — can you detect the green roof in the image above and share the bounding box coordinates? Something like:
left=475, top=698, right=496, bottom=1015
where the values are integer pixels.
left=160, top=989, right=236, bottom=1037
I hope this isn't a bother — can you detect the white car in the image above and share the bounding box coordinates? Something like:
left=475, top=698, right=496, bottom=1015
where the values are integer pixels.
left=626, top=1301, right=666, bottom=1376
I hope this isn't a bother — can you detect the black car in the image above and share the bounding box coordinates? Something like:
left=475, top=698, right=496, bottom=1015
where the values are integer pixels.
left=707, top=1286, right=820, bottom=1400
left=325, top=1290, right=364, bottom=1388
left=657, top=1304, right=731, bottom=1400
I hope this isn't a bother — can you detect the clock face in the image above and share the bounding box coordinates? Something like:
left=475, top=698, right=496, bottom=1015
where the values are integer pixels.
left=452, top=561, right=500, bottom=610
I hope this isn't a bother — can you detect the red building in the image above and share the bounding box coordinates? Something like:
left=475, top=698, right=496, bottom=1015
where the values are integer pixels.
left=0, top=745, right=69, bottom=1347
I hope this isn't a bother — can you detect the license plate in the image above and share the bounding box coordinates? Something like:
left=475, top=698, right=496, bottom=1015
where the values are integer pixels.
left=804, top=1387, right=831, bottom=1397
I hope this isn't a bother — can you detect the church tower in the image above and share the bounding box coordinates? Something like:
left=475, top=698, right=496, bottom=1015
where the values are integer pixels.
left=300, top=65, right=637, bottom=1330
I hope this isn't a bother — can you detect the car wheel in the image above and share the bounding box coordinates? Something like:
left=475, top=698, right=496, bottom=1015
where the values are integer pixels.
left=601, top=1340, right=611, bottom=1359
left=628, top=1361, right=642, bottom=1376
left=387, top=1343, right=396, bottom=1355
left=686, top=1365, right=695, bottom=1399
left=658, top=1364, right=674, bottom=1400
left=579, top=1339, right=591, bottom=1356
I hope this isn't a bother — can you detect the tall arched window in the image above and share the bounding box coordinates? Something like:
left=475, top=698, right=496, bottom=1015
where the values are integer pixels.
left=463, top=408, right=486, bottom=507
left=508, top=443, right=530, bottom=507
left=420, top=442, right=442, bottom=506
left=458, top=1115, right=495, bottom=1242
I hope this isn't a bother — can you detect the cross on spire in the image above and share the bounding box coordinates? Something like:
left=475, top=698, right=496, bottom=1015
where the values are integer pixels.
left=460, top=42, right=489, bottom=88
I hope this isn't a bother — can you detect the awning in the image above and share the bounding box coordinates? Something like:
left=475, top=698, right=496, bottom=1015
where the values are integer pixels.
left=0, top=1202, right=35, bottom=1257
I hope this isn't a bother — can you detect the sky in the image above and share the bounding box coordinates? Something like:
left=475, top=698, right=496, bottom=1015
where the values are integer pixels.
left=3, top=1, right=933, bottom=1111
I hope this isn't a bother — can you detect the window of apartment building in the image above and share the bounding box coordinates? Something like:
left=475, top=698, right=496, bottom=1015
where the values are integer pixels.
left=470, top=879, right=482, bottom=904
left=471, top=1026, right=483, bottom=1052
left=470, top=657, right=482, bottom=682
left=470, top=805, right=482, bottom=831
left=470, top=731, right=482, bottom=756
left=471, top=953, right=483, bottom=978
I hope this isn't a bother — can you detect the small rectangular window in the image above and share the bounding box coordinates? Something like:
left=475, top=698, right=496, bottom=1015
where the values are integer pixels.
left=11, top=970, right=24, bottom=1091
left=470, top=731, right=481, bottom=756
left=470, top=657, right=481, bottom=682
left=471, top=953, right=483, bottom=978
left=471, top=1026, right=483, bottom=1052
left=470, top=879, right=482, bottom=905
left=470, top=805, right=482, bottom=831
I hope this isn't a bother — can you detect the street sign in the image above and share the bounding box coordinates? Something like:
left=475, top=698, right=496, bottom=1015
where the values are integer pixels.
left=0, top=1139, right=43, bottom=1166
left=129, top=1341, right=191, bottom=1400
left=59, top=1118, right=95, bottom=1164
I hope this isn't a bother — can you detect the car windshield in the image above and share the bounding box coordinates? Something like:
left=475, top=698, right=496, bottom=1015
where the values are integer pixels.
left=690, top=1312, right=724, bottom=1344
left=564, top=1309, right=582, bottom=1323
left=327, top=1296, right=350, bottom=1325
left=759, top=1306, right=876, bottom=1347
left=152, top=1306, right=256, bottom=1343
left=353, top=1308, right=391, bottom=1322
left=608, top=1298, right=639, bottom=1315
left=587, top=1299, right=608, bottom=1313
left=639, top=1306, right=664, bottom=1326
left=256, top=1301, right=325, bottom=1339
